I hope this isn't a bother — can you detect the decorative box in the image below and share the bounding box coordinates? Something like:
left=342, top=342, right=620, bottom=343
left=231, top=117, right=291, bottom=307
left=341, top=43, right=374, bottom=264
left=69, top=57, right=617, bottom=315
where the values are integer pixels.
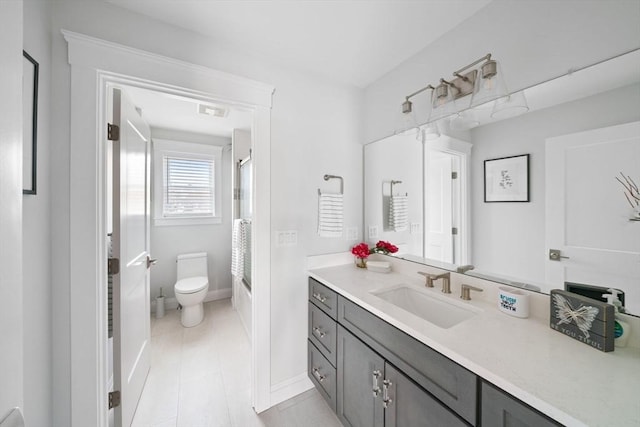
left=549, top=289, right=615, bottom=352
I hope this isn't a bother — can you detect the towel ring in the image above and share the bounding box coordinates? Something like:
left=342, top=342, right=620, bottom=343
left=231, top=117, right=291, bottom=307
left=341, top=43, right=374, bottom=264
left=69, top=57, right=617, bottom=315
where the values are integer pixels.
left=319, top=174, right=344, bottom=195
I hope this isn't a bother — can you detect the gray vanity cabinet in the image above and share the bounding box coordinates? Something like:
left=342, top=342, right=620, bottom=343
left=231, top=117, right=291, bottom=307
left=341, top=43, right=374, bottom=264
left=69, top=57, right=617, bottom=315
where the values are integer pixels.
left=336, top=324, right=384, bottom=426
left=481, top=382, right=561, bottom=427
left=336, top=325, right=468, bottom=427
left=308, top=278, right=339, bottom=411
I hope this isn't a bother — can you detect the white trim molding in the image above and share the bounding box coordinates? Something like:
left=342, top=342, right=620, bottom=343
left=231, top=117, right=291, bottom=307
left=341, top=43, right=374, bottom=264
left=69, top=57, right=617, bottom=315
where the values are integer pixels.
left=63, top=30, right=274, bottom=426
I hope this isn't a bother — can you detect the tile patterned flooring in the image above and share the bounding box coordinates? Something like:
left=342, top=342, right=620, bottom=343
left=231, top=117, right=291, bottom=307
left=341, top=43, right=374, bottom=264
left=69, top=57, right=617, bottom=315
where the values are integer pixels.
left=131, top=299, right=341, bottom=427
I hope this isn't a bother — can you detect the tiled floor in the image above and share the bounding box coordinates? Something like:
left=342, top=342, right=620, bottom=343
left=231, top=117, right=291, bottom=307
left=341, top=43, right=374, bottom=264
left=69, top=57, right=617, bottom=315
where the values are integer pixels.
left=131, top=298, right=341, bottom=427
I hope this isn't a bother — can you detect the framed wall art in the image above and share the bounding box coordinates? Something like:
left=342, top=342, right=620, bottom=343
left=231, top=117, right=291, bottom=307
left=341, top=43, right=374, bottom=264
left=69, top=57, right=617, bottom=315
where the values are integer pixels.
left=484, top=154, right=529, bottom=202
left=23, top=50, right=39, bottom=195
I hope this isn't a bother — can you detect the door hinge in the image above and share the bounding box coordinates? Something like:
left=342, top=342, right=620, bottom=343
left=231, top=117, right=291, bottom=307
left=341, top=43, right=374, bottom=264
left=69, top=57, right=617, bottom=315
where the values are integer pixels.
left=108, top=390, right=121, bottom=409
left=451, top=171, right=458, bottom=179
left=107, top=123, right=120, bottom=141
left=108, top=258, right=120, bottom=275
left=452, top=227, right=458, bottom=235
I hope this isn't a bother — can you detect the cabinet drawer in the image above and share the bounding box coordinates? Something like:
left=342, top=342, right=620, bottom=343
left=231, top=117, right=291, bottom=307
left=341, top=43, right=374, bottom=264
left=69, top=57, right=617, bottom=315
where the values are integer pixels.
left=338, top=296, right=477, bottom=426
left=308, top=302, right=337, bottom=367
left=308, top=340, right=337, bottom=412
left=309, top=277, right=338, bottom=319
left=481, top=381, right=561, bottom=427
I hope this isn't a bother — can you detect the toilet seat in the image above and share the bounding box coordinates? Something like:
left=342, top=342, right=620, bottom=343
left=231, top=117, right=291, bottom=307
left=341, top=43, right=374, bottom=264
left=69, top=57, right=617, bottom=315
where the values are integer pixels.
left=175, top=276, right=208, bottom=294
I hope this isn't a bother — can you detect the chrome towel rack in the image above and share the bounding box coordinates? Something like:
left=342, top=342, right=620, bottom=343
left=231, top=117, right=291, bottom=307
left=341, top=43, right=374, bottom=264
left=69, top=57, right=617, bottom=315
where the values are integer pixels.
left=318, top=174, right=344, bottom=195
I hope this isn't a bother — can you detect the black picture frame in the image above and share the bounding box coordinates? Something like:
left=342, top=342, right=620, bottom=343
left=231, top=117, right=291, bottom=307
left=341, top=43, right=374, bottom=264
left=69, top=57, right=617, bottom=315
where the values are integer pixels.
left=23, top=50, right=38, bottom=195
left=484, top=154, right=530, bottom=202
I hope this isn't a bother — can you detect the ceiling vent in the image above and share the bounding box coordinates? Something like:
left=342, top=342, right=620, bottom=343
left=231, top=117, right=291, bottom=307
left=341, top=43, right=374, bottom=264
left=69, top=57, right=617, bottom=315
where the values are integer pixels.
left=197, top=104, right=229, bottom=118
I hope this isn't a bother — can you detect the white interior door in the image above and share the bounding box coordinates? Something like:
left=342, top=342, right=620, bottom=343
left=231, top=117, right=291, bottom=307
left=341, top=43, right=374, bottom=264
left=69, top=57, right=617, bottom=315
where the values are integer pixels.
left=425, top=150, right=453, bottom=263
left=112, top=88, right=152, bottom=426
left=546, top=121, right=640, bottom=313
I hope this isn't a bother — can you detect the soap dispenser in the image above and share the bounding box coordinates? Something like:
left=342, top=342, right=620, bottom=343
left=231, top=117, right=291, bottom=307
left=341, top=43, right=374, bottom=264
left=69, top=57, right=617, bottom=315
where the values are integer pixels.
left=602, top=288, right=630, bottom=348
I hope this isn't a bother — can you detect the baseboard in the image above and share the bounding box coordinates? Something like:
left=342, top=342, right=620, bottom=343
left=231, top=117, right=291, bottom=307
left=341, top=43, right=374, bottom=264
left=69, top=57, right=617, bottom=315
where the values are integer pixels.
left=204, top=288, right=232, bottom=302
left=269, top=372, right=314, bottom=408
left=151, top=288, right=232, bottom=312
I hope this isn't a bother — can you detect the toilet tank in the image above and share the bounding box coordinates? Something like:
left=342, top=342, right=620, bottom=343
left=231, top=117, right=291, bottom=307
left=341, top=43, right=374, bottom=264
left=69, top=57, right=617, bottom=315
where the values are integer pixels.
left=176, top=252, right=208, bottom=280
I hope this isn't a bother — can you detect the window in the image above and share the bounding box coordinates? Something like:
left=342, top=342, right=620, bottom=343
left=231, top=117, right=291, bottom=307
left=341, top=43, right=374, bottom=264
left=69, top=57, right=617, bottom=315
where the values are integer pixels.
left=153, top=139, right=223, bottom=225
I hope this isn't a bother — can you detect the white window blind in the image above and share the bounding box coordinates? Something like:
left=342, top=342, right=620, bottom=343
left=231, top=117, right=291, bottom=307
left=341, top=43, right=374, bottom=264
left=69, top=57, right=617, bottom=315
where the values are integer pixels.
left=163, top=156, right=215, bottom=217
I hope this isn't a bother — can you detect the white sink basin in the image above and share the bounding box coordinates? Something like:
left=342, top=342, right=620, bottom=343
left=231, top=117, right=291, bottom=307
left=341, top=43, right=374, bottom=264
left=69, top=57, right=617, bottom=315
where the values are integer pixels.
left=371, top=285, right=480, bottom=329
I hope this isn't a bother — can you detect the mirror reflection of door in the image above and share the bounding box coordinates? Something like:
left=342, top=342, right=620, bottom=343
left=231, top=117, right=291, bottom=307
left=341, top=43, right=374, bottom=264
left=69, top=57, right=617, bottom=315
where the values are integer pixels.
left=424, top=137, right=470, bottom=265
left=425, top=150, right=454, bottom=263
left=546, top=121, right=640, bottom=313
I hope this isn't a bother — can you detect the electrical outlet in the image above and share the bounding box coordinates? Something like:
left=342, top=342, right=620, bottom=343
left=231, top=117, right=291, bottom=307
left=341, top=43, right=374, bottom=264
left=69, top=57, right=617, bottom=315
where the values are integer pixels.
left=346, top=227, right=358, bottom=240
left=410, top=223, right=421, bottom=234
left=368, top=225, right=379, bottom=239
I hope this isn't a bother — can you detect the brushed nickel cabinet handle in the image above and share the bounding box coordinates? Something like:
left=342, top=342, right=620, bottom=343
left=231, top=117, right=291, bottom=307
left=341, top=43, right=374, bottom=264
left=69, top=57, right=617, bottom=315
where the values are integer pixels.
left=372, top=369, right=382, bottom=397
left=312, top=292, right=327, bottom=303
left=382, top=379, right=393, bottom=408
left=313, top=326, right=326, bottom=338
left=312, top=367, right=325, bottom=382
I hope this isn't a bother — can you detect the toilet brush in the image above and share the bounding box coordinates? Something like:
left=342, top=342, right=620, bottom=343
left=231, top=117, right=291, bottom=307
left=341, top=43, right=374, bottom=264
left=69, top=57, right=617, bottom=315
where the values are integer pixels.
left=156, top=287, right=166, bottom=319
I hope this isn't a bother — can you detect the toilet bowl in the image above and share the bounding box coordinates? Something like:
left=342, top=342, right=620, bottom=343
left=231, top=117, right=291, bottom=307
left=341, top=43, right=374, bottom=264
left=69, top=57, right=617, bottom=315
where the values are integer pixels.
left=174, top=253, right=209, bottom=327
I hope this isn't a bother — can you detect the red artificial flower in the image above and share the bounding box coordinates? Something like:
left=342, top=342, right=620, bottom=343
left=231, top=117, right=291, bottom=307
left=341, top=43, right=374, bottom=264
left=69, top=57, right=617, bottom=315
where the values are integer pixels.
left=375, top=240, right=398, bottom=254
left=351, top=242, right=371, bottom=259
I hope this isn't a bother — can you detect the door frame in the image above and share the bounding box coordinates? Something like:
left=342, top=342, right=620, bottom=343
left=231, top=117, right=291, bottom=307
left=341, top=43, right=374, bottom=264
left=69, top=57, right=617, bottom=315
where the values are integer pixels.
left=63, top=30, right=274, bottom=426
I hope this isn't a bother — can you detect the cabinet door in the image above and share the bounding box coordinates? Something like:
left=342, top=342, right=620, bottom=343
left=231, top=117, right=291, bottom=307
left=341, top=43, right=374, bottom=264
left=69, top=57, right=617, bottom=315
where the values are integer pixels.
left=337, top=325, right=384, bottom=427
left=481, top=382, right=561, bottom=427
left=384, top=363, right=468, bottom=427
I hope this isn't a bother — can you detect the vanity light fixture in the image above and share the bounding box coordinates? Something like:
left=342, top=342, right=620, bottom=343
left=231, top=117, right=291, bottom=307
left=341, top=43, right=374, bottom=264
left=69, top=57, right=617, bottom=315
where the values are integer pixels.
left=397, top=53, right=528, bottom=133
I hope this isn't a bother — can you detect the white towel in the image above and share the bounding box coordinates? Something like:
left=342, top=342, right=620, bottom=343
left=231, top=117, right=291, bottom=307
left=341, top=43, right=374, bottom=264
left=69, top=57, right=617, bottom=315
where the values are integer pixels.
left=231, top=219, right=246, bottom=278
left=318, top=193, right=343, bottom=237
left=389, top=194, right=408, bottom=232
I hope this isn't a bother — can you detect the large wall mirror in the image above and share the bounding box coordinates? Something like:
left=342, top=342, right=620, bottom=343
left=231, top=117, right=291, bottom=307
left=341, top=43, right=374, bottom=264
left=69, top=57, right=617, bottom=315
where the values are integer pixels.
left=364, top=49, right=640, bottom=315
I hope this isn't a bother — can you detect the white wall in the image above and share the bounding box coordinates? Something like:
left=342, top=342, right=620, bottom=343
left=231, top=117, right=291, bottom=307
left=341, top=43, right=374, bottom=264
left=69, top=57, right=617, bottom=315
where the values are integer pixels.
left=22, top=1, right=53, bottom=425
left=49, top=2, right=363, bottom=423
left=149, top=129, right=233, bottom=300
left=0, top=0, right=24, bottom=423
left=364, top=0, right=640, bottom=143
left=470, top=83, right=640, bottom=283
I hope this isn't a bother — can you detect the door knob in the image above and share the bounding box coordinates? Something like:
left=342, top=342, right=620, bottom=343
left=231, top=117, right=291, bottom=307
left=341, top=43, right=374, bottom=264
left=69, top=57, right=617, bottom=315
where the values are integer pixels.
left=549, top=249, right=569, bottom=261
left=146, top=256, right=158, bottom=268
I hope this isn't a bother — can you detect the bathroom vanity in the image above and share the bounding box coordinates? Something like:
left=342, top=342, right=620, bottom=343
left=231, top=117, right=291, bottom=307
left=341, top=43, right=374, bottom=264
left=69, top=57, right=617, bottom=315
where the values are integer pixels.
left=307, top=260, right=640, bottom=427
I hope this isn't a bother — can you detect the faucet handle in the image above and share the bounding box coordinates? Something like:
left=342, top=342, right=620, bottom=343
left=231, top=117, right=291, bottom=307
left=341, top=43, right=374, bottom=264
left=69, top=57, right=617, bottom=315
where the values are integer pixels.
left=417, top=271, right=437, bottom=287
left=460, top=284, right=483, bottom=301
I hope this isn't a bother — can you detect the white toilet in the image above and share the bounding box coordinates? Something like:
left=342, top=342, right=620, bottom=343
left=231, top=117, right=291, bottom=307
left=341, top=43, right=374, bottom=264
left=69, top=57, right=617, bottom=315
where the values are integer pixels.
left=174, top=252, right=209, bottom=327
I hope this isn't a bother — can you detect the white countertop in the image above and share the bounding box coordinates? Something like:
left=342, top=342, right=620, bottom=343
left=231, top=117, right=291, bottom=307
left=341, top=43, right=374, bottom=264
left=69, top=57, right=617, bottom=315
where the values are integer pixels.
left=308, top=262, right=640, bottom=427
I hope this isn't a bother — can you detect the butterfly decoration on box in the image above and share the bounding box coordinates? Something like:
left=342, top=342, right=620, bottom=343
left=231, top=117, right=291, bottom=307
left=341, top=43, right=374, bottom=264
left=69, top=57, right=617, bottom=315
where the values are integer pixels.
left=552, top=294, right=599, bottom=339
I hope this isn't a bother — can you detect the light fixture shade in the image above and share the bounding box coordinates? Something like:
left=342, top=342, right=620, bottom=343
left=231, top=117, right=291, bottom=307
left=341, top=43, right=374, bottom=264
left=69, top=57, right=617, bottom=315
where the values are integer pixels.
left=428, top=83, right=456, bottom=122
left=394, top=101, right=419, bottom=137
left=423, top=122, right=441, bottom=140
left=470, top=60, right=508, bottom=109
left=449, top=110, right=480, bottom=130
left=490, top=91, right=529, bottom=120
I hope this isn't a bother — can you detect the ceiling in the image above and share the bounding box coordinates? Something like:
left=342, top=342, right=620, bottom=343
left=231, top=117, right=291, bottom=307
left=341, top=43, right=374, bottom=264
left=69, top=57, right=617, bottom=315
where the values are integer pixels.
left=106, top=0, right=493, bottom=88
left=108, top=1, right=494, bottom=138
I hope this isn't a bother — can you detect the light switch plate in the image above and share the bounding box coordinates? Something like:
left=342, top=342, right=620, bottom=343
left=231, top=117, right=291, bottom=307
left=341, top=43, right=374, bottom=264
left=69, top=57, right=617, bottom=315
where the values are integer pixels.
left=346, top=227, right=358, bottom=240
left=410, top=223, right=421, bottom=234
left=276, top=230, right=297, bottom=247
left=368, top=225, right=379, bottom=239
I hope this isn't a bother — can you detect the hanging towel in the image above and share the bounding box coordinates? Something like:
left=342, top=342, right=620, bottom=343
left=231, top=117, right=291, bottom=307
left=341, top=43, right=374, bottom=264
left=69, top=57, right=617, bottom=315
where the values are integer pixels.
left=318, top=192, right=344, bottom=237
left=231, top=219, right=246, bottom=278
left=389, top=194, right=408, bottom=231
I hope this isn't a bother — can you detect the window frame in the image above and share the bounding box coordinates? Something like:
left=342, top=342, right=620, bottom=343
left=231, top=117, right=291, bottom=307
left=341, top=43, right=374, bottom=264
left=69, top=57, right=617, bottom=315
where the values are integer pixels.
left=152, top=139, right=223, bottom=226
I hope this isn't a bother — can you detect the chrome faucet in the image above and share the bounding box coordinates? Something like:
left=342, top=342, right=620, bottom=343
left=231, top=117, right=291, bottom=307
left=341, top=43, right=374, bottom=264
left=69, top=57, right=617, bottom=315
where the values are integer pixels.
left=456, top=264, right=475, bottom=274
left=418, top=271, right=450, bottom=293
